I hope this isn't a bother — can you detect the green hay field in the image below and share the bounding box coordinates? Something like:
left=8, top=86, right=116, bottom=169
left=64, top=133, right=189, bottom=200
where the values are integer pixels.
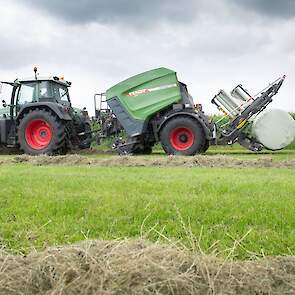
left=0, top=147, right=295, bottom=259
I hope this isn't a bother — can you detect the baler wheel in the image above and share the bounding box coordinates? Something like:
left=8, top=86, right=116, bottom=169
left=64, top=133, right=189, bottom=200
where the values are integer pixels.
left=17, top=109, right=66, bottom=155
left=160, top=116, right=206, bottom=156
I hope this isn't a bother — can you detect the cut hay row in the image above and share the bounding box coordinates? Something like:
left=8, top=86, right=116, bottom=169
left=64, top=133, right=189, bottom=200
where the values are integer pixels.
left=1, top=154, right=295, bottom=168
left=0, top=239, right=294, bottom=294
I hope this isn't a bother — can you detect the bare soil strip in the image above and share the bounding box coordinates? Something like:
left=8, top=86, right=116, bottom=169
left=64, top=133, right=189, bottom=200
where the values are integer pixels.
left=0, top=154, right=294, bottom=168
left=0, top=239, right=294, bottom=294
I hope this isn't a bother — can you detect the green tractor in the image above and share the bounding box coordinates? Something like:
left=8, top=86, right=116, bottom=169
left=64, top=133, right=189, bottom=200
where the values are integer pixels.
left=0, top=68, right=92, bottom=155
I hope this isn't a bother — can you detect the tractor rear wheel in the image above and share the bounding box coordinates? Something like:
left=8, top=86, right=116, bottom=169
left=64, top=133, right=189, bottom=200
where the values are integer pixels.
left=78, top=122, right=92, bottom=149
left=201, top=140, right=210, bottom=153
left=18, top=109, right=66, bottom=155
left=160, top=116, right=206, bottom=156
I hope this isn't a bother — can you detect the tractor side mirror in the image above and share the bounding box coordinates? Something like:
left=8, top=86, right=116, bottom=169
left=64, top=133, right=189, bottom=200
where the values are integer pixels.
left=0, top=82, right=2, bottom=94
left=2, top=100, right=7, bottom=108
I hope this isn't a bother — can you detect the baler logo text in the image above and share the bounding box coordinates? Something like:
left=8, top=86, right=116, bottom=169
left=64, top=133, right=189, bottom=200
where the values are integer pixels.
left=127, top=83, right=177, bottom=97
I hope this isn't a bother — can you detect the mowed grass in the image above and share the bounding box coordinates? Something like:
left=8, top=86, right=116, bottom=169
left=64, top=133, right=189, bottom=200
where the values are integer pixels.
left=88, top=141, right=295, bottom=160
left=206, top=145, right=295, bottom=160
left=0, top=164, right=295, bottom=259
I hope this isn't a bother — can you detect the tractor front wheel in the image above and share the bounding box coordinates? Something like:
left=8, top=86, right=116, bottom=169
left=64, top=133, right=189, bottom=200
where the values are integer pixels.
left=18, top=109, right=66, bottom=155
left=160, top=116, right=206, bottom=156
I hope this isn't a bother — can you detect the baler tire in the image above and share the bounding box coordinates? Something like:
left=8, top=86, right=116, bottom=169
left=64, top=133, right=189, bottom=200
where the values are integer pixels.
left=160, top=116, right=206, bottom=156
left=17, top=109, right=66, bottom=155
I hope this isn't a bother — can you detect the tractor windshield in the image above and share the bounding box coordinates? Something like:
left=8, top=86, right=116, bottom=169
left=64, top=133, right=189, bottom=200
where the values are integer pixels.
left=18, top=82, right=37, bottom=104
left=17, top=81, right=53, bottom=105
left=17, top=81, right=70, bottom=104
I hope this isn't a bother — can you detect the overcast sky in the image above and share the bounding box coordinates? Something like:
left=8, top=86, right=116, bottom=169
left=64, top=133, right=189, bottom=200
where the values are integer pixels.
left=0, top=0, right=294, bottom=114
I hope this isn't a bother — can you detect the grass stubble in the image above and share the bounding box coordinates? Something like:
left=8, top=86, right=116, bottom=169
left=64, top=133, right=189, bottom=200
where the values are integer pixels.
left=0, top=150, right=295, bottom=294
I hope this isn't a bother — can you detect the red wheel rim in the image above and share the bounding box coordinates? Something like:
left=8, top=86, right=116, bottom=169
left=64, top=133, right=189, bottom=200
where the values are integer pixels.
left=25, top=119, right=52, bottom=150
left=169, top=127, right=195, bottom=151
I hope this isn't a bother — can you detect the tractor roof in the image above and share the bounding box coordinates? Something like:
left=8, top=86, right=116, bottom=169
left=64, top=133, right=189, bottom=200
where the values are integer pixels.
left=17, top=76, right=71, bottom=86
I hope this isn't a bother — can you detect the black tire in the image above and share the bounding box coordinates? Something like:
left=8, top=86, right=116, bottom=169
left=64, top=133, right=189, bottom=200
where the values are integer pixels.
left=17, top=109, right=66, bottom=155
left=78, top=123, right=92, bottom=149
left=142, top=146, right=153, bottom=155
left=160, top=116, right=206, bottom=156
left=132, top=145, right=153, bottom=155
left=200, top=140, right=210, bottom=153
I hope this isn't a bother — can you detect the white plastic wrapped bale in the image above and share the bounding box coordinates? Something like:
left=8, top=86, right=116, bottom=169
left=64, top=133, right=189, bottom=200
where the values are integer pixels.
left=252, top=109, right=295, bottom=150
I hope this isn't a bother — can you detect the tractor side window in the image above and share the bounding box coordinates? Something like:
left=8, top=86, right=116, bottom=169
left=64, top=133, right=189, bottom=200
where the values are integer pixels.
left=51, top=83, right=69, bottom=102
left=59, top=87, right=69, bottom=102
left=18, top=83, right=36, bottom=105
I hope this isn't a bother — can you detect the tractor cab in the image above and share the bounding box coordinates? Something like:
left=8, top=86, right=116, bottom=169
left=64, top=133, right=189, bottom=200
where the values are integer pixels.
left=17, top=77, right=71, bottom=105
left=1, top=76, right=72, bottom=119
left=0, top=70, right=92, bottom=154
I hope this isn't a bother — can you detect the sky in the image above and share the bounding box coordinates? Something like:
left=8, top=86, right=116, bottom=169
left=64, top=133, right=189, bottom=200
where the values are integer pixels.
left=0, top=0, right=294, bottom=115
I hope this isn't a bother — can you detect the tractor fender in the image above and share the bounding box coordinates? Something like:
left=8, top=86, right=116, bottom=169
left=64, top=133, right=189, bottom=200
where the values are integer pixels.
left=157, top=111, right=213, bottom=140
left=16, top=102, right=72, bottom=122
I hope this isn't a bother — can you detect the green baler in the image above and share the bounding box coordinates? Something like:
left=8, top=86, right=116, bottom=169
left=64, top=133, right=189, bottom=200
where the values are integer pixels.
left=106, top=68, right=181, bottom=123
left=99, top=67, right=290, bottom=155
left=104, top=67, right=213, bottom=155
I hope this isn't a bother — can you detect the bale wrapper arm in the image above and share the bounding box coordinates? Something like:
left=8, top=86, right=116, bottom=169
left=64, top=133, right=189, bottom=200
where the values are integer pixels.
left=212, top=76, right=295, bottom=151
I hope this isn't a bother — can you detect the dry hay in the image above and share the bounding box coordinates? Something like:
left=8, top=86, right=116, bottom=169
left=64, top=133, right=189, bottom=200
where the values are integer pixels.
left=0, top=239, right=294, bottom=294
left=0, top=154, right=295, bottom=168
